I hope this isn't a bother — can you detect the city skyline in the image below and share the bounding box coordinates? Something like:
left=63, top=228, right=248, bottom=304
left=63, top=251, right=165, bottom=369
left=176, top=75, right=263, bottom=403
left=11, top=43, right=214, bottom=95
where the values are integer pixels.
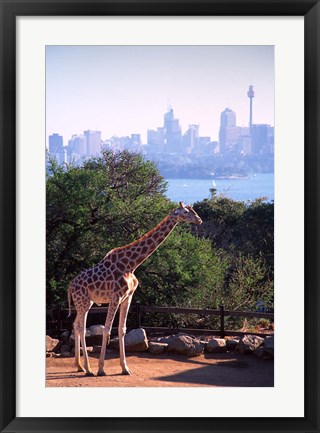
left=46, top=45, right=274, bottom=145
left=48, top=103, right=274, bottom=168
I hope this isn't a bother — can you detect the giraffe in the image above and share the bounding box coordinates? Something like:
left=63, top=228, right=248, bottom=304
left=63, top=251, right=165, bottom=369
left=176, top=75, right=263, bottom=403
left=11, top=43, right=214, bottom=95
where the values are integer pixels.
left=68, top=201, right=202, bottom=376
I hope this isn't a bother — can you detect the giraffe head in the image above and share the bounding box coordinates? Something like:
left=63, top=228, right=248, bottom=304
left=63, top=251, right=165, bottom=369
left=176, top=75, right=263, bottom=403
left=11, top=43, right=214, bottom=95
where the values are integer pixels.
left=172, top=202, right=203, bottom=225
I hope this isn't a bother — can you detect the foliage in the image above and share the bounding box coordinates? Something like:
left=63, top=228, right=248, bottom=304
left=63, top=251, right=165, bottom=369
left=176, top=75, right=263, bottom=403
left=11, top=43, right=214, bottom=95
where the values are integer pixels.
left=193, top=194, right=274, bottom=276
left=192, top=193, right=274, bottom=319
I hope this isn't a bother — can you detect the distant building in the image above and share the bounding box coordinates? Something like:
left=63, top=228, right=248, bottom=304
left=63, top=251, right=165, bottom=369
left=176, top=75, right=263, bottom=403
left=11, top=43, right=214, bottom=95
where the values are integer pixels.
left=163, top=106, right=182, bottom=153
left=251, top=124, right=274, bottom=154
left=219, top=108, right=241, bottom=154
left=182, top=124, right=199, bottom=154
left=48, top=133, right=65, bottom=164
left=219, top=107, right=274, bottom=155
left=219, top=108, right=242, bottom=153
left=49, top=133, right=63, bottom=153
left=220, top=108, right=236, bottom=128
left=130, top=134, right=142, bottom=153
left=67, top=134, right=87, bottom=162
left=84, top=130, right=101, bottom=156
left=147, top=128, right=164, bottom=152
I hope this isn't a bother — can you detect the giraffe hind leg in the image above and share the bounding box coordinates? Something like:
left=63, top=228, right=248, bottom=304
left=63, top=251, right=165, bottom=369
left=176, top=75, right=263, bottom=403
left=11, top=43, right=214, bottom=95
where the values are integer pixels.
left=79, top=308, right=94, bottom=376
left=74, top=328, right=85, bottom=372
left=73, top=315, right=85, bottom=372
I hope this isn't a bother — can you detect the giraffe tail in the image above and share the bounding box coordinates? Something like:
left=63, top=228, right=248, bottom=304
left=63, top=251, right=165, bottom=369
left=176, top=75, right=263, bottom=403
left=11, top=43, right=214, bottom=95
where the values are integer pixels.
left=67, top=284, right=72, bottom=318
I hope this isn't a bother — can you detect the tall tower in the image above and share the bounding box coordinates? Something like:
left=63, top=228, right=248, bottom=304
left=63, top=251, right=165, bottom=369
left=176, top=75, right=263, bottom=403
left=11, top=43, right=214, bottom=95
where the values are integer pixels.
left=247, top=85, right=255, bottom=133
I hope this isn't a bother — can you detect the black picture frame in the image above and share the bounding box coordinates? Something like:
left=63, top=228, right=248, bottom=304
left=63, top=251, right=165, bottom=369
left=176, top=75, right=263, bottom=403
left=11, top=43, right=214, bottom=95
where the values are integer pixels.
left=0, top=1, right=319, bottom=432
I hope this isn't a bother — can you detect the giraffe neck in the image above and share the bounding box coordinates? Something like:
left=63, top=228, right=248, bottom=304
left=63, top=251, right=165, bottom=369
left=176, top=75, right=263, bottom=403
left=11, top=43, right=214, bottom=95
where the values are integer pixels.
left=106, top=214, right=178, bottom=271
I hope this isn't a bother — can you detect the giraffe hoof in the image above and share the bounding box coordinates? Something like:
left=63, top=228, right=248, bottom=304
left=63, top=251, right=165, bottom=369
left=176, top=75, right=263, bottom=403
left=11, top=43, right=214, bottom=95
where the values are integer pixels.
left=77, top=366, right=86, bottom=373
left=97, top=370, right=107, bottom=377
left=122, top=368, right=132, bottom=375
left=85, top=371, right=95, bottom=377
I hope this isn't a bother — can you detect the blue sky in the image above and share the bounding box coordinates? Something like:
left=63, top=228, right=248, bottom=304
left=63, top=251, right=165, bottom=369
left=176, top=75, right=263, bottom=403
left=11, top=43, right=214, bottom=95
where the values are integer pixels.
left=46, top=45, right=274, bottom=145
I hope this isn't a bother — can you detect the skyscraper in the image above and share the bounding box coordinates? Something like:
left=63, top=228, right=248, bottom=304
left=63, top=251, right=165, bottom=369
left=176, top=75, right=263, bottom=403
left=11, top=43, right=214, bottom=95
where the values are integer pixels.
left=182, top=124, right=199, bottom=154
left=49, top=133, right=63, bottom=154
left=48, top=133, right=65, bottom=164
left=84, top=130, right=102, bottom=156
left=163, top=106, right=182, bottom=153
left=219, top=108, right=241, bottom=153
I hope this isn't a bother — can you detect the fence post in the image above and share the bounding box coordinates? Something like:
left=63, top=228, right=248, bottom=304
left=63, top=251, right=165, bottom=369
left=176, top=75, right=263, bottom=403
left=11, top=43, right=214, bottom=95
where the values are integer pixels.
left=135, top=301, right=141, bottom=329
left=220, top=304, right=225, bottom=338
left=56, top=305, right=62, bottom=335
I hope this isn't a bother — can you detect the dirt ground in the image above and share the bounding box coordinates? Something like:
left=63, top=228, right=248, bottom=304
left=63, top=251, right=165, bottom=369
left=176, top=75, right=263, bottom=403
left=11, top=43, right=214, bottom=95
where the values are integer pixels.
left=46, top=351, right=274, bottom=387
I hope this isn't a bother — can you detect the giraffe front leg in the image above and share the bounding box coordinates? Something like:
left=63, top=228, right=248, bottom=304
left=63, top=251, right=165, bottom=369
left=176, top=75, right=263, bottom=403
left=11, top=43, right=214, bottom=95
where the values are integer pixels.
left=97, top=299, right=120, bottom=377
left=118, top=296, right=133, bottom=375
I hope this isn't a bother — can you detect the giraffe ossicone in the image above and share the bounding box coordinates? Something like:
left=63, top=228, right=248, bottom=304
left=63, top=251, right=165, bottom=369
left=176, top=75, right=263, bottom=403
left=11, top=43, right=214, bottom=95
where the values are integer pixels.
left=68, top=201, right=202, bottom=376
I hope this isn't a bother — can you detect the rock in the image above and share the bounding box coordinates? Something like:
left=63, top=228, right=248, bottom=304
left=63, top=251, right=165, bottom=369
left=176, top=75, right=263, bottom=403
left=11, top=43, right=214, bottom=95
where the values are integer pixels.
left=70, top=346, right=92, bottom=355
left=69, top=328, right=91, bottom=345
left=109, top=338, right=119, bottom=350
left=167, top=333, right=204, bottom=357
left=237, top=335, right=264, bottom=354
left=60, top=331, right=70, bottom=343
left=187, top=341, right=205, bottom=357
left=60, top=351, right=72, bottom=358
left=206, top=338, right=226, bottom=353
left=125, top=328, right=149, bottom=352
left=148, top=342, right=168, bottom=354
left=226, top=338, right=239, bottom=351
left=46, top=335, right=60, bottom=352
left=110, top=328, right=148, bottom=352
left=156, top=336, right=172, bottom=344
left=253, top=347, right=265, bottom=358
left=263, top=336, right=274, bottom=358
left=87, top=325, right=105, bottom=345
left=60, top=344, right=71, bottom=354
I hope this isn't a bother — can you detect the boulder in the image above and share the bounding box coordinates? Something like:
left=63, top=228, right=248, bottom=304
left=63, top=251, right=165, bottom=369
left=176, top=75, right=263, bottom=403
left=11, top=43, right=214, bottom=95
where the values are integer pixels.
left=110, top=328, right=149, bottom=352
left=86, top=325, right=105, bottom=346
left=226, top=338, right=239, bottom=351
left=206, top=338, right=226, bottom=353
left=148, top=342, right=168, bottom=355
left=253, top=347, right=265, bottom=358
left=263, top=336, right=274, bottom=358
left=70, top=346, right=93, bottom=355
left=46, top=335, right=59, bottom=352
left=60, top=331, right=70, bottom=343
left=69, top=328, right=91, bottom=345
left=60, top=352, right=72, bottom=358
left=167, top=333, right=204, bottom=357
left=237, top=335, right=264, bottom=354
left=60, top=344, right=71, bottom=354
left=125, top=328, right=149, bottom=352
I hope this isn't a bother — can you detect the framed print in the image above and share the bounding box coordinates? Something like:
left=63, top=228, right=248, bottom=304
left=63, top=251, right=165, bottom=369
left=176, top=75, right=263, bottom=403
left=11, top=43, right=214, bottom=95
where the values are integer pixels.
left=0, top=1, right=319, bottom=432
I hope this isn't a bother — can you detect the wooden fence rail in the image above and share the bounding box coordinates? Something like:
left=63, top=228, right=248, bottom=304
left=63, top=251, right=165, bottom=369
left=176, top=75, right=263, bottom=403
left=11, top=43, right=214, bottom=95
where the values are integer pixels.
left=48, top=302, right=274, bottom=339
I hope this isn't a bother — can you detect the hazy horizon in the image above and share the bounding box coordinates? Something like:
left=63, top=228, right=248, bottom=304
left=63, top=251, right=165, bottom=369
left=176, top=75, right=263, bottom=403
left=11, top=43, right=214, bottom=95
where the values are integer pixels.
left=46, top=45, right=274, bottom=145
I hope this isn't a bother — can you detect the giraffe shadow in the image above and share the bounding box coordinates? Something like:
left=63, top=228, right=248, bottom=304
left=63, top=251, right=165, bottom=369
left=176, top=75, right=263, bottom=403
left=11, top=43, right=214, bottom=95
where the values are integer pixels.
left=46, top=372, right=89, bottom=380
